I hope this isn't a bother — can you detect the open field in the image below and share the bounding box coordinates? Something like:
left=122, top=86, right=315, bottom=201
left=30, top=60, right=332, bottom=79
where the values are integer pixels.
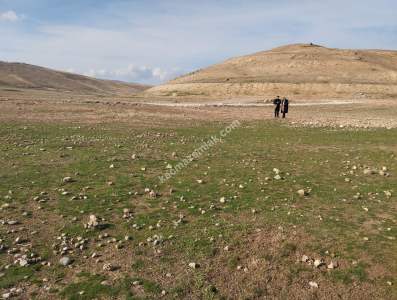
left=0, top=91, right=396, bottom=299
left=1, top=89, right=397, bottom=129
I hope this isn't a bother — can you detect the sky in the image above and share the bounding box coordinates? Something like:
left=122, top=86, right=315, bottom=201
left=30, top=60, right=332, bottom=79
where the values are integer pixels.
left=1, top=0, right=397, bottom=84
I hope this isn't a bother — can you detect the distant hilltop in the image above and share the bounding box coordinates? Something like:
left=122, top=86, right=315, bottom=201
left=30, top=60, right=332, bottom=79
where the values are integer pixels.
left=145, top=43, right=397, bottom=100
left=0, top=61, right=151, bottom=96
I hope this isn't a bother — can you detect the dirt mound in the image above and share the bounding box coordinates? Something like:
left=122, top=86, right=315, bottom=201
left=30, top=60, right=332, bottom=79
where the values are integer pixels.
left=145, top=43, right=397, bottom=100
left=0, top=61, right=151, bottom=96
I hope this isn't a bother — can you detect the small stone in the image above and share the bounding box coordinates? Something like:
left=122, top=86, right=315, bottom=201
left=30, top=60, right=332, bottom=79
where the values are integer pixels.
left=314, top=259, right=324, bottom=268
left=86, top=215, right=99, bottom=228
left=327, top=261, right=338, bottom=269
left=59, top=256, right=72, bottom=266
left=63, top=177, right=74, bottom=183
left=102, top=263, right=115, bottom=271
left=379, top=170, right=386, bottom=176
left=364, top=168, right=377, bottom=175
left=188, top=262, right=199, bottom=269
left=384, top=191, right=392, bottom=198
left=274, top=175, right=282, bottom=180
left=301, top=255, right=309, bottom=262
left=309, top=281, right=318, bottom=288
left=297, top=189, right=308, bottom=197
left=19, top=259, right=29, bottom=267
left=219, top=197, right=226, bottom=203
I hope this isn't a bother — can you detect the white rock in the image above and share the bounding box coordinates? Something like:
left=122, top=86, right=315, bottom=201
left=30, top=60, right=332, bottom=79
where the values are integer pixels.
left=87, top=215, right=99, bottom=228
left=384, top=191, right=392, bottom=198
left=309, top=281, right=318, bottom=288
left=19, top=259, right=29, bottom=267
left=301, top=255, right=309, bottom=262
left=363, top=169, right=376, bottom=175
left=314, top=259, right=324, bottom=268
left=327, top=261, right=338, bottom=269
left=59, top=256, right=72, bottom=266
left=62, top=177, right=74, bottom=183
left=102, top=263, right=115, bottom=271
left=188, top=262, right=199, bottom=269
left=297, top=189, right=308, bottom=197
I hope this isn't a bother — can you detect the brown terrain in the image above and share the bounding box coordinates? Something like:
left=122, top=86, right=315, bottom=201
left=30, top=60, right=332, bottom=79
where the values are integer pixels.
left=0, top=44, right=396, bottom=299
left=0, top=61, right=150, bottom=96
left=1, top=43, right=397, bottom=129
left=145, top=43, right=397, bottom=100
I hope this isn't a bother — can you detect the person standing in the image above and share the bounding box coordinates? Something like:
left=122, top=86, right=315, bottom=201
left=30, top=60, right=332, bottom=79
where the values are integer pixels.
left=273, top=96, right=281, bottom=118
left=281, top=98, right=289, bottom=118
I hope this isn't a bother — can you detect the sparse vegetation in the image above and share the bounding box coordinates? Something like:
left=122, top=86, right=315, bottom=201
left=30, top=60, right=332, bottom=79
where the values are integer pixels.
left=0, top=120, right=396, bottom=299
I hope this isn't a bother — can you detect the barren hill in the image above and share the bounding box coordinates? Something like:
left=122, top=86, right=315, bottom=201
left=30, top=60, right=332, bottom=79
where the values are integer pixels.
left=0, top=61, right=150, bottom=95
left=146, top=44, right=397, bottom=100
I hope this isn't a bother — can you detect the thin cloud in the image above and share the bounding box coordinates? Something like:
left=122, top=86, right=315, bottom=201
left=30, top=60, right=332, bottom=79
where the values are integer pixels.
left=0, top=10, right=22, bottom=22
left=84, top=65, right=182, bottom=83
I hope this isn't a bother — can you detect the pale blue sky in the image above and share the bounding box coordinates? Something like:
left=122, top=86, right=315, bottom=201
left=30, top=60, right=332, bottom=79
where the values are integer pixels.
left=1, top=0, right=396, bottom=83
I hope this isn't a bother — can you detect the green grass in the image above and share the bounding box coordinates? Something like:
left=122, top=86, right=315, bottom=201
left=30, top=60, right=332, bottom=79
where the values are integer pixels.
left=0, top=121, right=396, bottom=298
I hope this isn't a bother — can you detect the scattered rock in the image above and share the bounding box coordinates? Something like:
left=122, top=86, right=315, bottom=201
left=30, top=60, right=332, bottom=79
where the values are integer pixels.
left=384, top=190, right=392, bottom=198
left=102, top=263, right=115, bottom=271
left=327, top=261, right=338, bottom=269
left=274, top=174, right=282, bottom=180
left=314, top=259, right=324, bottom=268
left=62, top=177, right=74, bottom=183
left=86, top=215, right=99, bottom=228
left=59, top=256, right=72, bottom=266
left=301, top=255, right=309, bottom=262
left=188, top=262, right=199, bottom=269
left=309, top=281, right=318, bottom=288
left=297, top=189, right=309, bottom=197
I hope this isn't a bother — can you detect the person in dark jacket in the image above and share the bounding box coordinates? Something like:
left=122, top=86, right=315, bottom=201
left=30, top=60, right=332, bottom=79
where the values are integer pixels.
left=273, top=96, right=281, bottom=118
left=281, top=98, right=289, bottom=118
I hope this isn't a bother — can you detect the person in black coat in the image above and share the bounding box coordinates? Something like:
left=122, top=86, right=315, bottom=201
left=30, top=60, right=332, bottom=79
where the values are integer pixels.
left=281, top=98, right=289, bottom=118
left=273, top=96, right=281, bottom=118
